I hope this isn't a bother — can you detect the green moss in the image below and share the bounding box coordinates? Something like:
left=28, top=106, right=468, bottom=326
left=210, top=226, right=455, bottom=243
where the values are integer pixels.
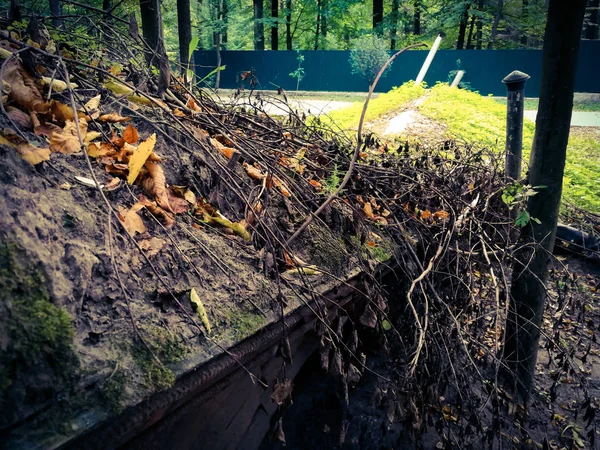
left=132, top=343, right=176, bottom=392
left=303, top=225, right=348, bottom=275
left=101, top=372, right=127, bottom=413
left=0, top=240, right=77, bottom=397
left=226, top=309, right=265, bottom=341
left=320, top=81, right=426, bottom=132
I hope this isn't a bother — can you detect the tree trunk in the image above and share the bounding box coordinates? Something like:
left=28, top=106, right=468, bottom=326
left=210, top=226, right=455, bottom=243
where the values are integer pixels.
left=253, top=0, right=264, bottom=50
left=49, top=0, right=62, bottom=28
left=177, top=0, right=193, bottom=78
left=503, top=0, right=586, bottom=399
left=9, top=0, right=22, bottom=22
left=271, top=0, right=278, bottom=50
left=139, top=0, right=170, bottom=96
left=373, top=0, right=383, bottom=35
left=488, top=0, right=504, bottom=49
left=221, top=0, right=228, bottom=47
left=466, top=14, right=476, bottom=48
left=390, top=0, right=399, bottom=49
left=520, top=0, right=529, bottom=45
left=413, top=0, right=421, bottom=35
left=321, top=0, right=327, bottom=39
left=456, top=4, right=470, bottom=49
left=476, top=0, right=484, bottom=49
left=140, top=0, right=159, bottom=50
left=314, top=0, right=321, bottom=50
left=584, top=0, right=599, bottom=39
left=286, top=0, right=292, bottom=49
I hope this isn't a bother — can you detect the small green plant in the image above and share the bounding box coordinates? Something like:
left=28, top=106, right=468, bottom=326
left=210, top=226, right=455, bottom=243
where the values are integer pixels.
left=323, top=165, right=341, bottom=194
left=349, top=34, right=391, bottom=84
left=289, top=50, right=305, bottom=91
left=501, top=182, right=545, bottom=227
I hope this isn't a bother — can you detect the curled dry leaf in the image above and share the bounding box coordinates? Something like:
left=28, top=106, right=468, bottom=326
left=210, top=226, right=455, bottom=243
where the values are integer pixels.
left=244, top=162, right=264, bottom=180
left=190, top=287, right=211, bottom=333
left=48, top=100, right=76, bottom=123
left=41, top=77, right=77, bottom=93
left=272, top=177, right=291, bottom=197
left=127, top=133, right=156, bottom=184
left=186, top=95, right=202, bottom=112
left=363, top=202, right=374, bottom=219
left=123, top=124, right=139, bottom=144
left=309, top=179, right=322, bottom=190
left=105, top=163, right=129, bottom=177
left=213, top=134, right=235, bottom=147
left=3, top=59, right=45, bottom=112
left=271, top=379, right=293, bottom=406
left=6, top=106, right=32, bottom=129
left=138, top=195, right=175, bottom=227
left=17, top=142, right=51, bottom=165
left=145, top=161, right=172, bottom=212
left=119, top=202, right=146, bottom=236
left=88, top=142, right=117, bottom=158
left=103, top=177, right=121, bottom=191
left=210, top=138, right=236, bottom=159
left=98, top=113, right=131, bottom=123
left=103, top=81, right=133, bottom=96
left=83, top=131, right=102, bottom=144
left=74, top=176, right=102, bottom=188
left=173, top=108, right=186, bottom=117
left=50, top=119, right=87, bottom=154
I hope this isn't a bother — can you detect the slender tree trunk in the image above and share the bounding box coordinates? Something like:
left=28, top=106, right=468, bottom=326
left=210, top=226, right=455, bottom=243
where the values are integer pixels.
left=373, top=0, right=383, bottom=35
left=390, top=0, right=399, bottom=50
left=321, top=0, right=327, bottom=40
left=271, top=0, right=278, bottom=49
left=139, top=0, right=170, bottom=96
left=457, top=4, right=470, bottom=49
left=140, top=0, right=159, bottom=50
left=476, top=0, right=484, bottom=49
left=253, top=0, right=264, bottom=50
left=221, top=0, right=228, bottom=47
left=488, top=0, right=504, bottom=49
left=466, top=14, right=476, bottom=48
left=584, top=0, right=599, bottom=39
left=520, top=0, right=529, bottom=45
left=177, top=0, right=193, bottom=78
left=314, top=0, right=321, bottom=50
left=503, top=0, right=586, bottom=399
left=286, top=0, right=292, bottom=49
left=413, top=0, right=421, bottom=35
left=9, top=0, right=22, bottom=22
left=49, top=0, right=62, bottom=28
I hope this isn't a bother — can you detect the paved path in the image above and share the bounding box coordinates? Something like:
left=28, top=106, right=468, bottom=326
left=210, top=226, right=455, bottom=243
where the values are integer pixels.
left=524, top=110, right=600, bottom=127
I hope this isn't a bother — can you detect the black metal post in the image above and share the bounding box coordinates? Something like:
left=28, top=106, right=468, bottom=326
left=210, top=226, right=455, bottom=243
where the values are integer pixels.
left=502, top=70, right=530, bottom=181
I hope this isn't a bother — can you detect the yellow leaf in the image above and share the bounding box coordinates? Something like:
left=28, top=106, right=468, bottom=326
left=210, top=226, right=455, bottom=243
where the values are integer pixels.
left=0, top=48, right=13, bottom=59
left=83, top=94, right=101, bottom=112
left=103, top=81, right=133, bottom=96
left=98, top=113, right=131, bottom=123
left=190, top=287, right=211, bottom=334
left=127, top=133, right=156, bottom=184
left=127, top=94, right=152, bottom=106
left=0, top=135, right=17, bottom=148
left=17, top=143, right=51, bottom=165
left=364, top=202, right=374, bottom=218
left=41, top=77, right=77, bottom=93
left=84, top=131, right=102, bottom=144
left=173, top=108, right=186, bottom=117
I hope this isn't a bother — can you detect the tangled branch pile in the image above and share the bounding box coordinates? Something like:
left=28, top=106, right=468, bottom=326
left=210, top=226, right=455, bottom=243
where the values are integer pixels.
left=1, top=11, right=599, bottom=449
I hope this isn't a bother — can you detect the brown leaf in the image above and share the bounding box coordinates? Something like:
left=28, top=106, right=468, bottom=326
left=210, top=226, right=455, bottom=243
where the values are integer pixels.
left=3, top=59, right=45, bottom=112
left=173, top=108, right=186, bottom=117
left=421, top=210, right=432, bottom=220
left=139, top=237, right=166, bottom=258
left=98, top=113, right=131, bottom=123
left=123, top=124, right=139, bottom=144
left=138, top=195, right=175, bottom=227
left=50, top=120, right=87, bottom=154
left=273, top=177, right=291, bottom=197
left=6, top=106, right=32, bottom=129
left=186, top=95, right=201, bottom=112
left=88, top=142, right=117, bottom=158
left=167, top=190, right=190, bottom=214
left=48, top=99, right=76, bottom=123
left=210, top=138, right=236, bottom=159
left=434, top=210, right=450, bottom=220
left=309, top=179, right=322, bottom=190
left=363, top=202, right=374, bottom=219
left=271, top=379, right=293, bottom=406
left=145, top=161, right=172, bottom=212
left=119, top=202, right=147, bottom=236
left=243, top=162, right=265, bottom=180
left=213, top=134, right=235, bottom=147
left=105, top=163, right=129, bottom=176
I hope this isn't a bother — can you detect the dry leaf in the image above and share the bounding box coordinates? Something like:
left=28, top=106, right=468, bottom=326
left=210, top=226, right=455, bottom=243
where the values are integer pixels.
left=139, top=237, right=166, bottom=258
left=105, top=163, right=129, bottom=176
left=103, top=177, right=121, bottom=191
left=99, top=113, right=131, bottom=123
left=41, top=77, right=77, bottom=93
left=244, top=162, right=265, bottom=180
left=103, top=81, right=133, bottom=96
left=145, top=161, right=172, bottom=212
left=88, top=142, right=117, bottom=158
left=50, top=120, right=87, bottom=154
left=83, top=94, right=101, bottom=112
left=74, top=176, right=102, bottom=188
left=190, top=287, right=211, bottom=333
left=17, top=142, right=50, bottom=165
left=363, top=202, right=374, bottom=219
left=186, top=96, right=201, bottom=112
left=6, top=106, right=32, bottom=129
left=119, top=202, right=146, bottom=236
left=84, top=131, right=102, bottom=144
left=127, top=133, right=156, bottom=184
left=3, top=59, right=45, bottom=112
left=173, top=108, right=186, bottom=117
left=123, top=124, right=139, bottom=144
left=138, top=195, right=175, bottom=227
left=421, top=210, right=432, bottom=220
left=309, top=179, right=322, bottom=190
left=273, top=177, right=291, bottom=197
left=213, top=134, right=235, bottom=147
left=210, top=138, right=236, bottom=159
left=48, top=100, right=76, bottom=123
left=271, top=379, right=293, bottom=406
left=434, top=210, right=450, bottom=220
left=366, top=241, right=377, bottom=247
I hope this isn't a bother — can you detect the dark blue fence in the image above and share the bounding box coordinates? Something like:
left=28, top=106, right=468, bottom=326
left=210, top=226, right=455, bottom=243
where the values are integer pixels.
left=194, top=40, right=600, bottom=97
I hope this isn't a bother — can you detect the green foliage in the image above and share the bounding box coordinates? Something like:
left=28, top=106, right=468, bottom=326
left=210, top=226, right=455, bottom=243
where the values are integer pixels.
left=324, top=81, right=425, bottom=131
left=349, top=34, right=391, bottom=83
left=323, top=164, right=341, bottom=194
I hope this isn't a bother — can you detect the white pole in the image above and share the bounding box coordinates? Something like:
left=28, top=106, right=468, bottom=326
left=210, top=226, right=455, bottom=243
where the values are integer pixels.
left=415, top=33, right=443, bottom=85
left=450, top=70, right=465, bottom=87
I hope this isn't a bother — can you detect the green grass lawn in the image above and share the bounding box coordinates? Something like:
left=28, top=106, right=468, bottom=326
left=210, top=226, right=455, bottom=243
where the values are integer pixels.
left=493, top=97, right=600, bottom=112
left=327, top=82, right=600, bottom=213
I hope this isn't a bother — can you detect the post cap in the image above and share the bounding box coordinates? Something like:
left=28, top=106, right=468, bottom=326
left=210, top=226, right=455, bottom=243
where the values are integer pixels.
left=502, top=70, right=530, bottom=91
